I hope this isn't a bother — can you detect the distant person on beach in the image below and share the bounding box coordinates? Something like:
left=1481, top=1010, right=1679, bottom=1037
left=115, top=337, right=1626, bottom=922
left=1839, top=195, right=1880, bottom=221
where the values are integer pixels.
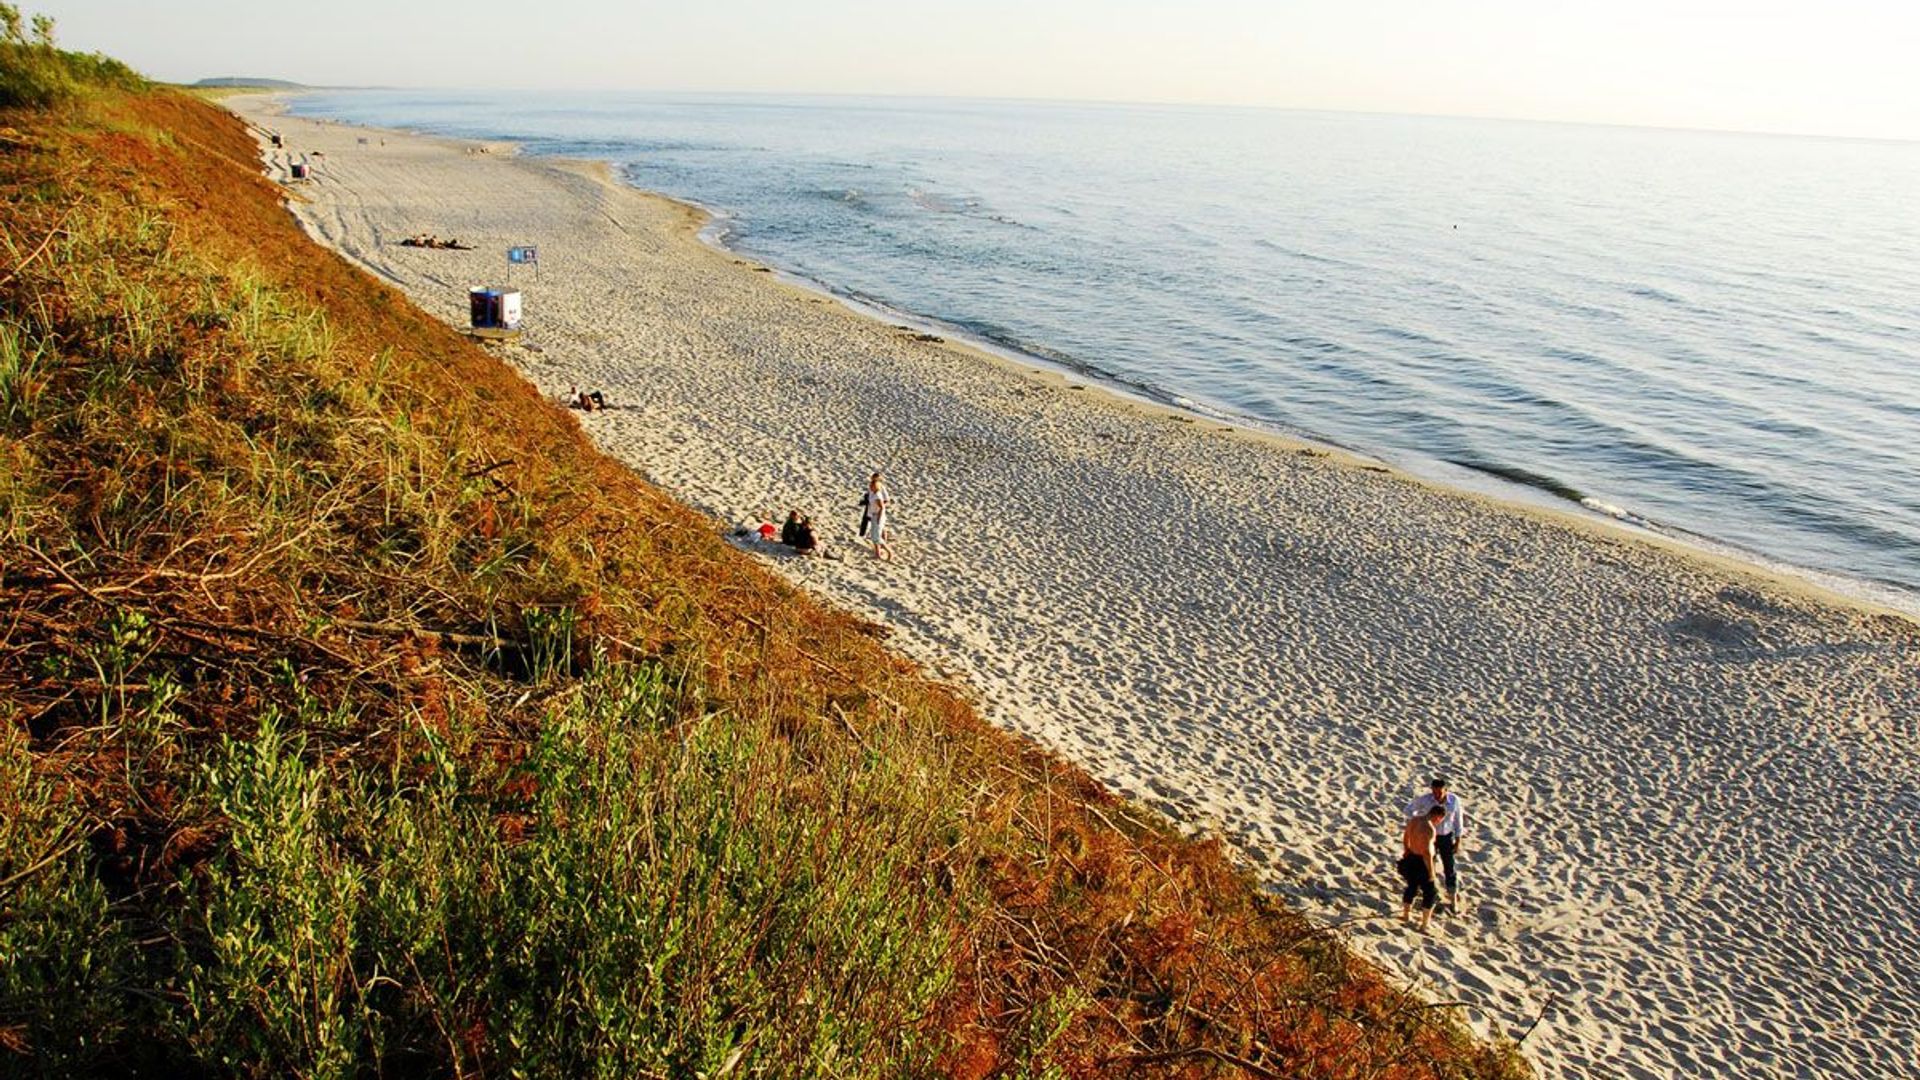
left=1405, top=777, right=1466, bottom=909
left=1398, top=804, right=1448, bottom=931
left=857, top=472, right=878, bottom=538
left=781, top=509, right=803, bottom=547
left=862, top=473, right=893, bottom=561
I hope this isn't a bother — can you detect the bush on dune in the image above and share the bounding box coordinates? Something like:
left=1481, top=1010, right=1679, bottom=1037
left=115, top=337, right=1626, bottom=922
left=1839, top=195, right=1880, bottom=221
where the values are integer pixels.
left=0, top=4, right=144, bottom=109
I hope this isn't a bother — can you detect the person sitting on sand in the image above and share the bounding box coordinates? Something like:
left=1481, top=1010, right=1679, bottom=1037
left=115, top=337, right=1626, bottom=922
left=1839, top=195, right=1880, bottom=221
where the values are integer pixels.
left=781, top=509, right=803, bottom=547
left=1398, top=804, right=1448, bottom=931
left=793, top=514, right=840, bottom=559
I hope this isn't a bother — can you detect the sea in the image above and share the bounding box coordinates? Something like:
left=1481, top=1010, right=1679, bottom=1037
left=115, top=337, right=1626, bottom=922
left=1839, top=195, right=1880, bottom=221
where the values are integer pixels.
left=287, top=91, right=1920, bottom=611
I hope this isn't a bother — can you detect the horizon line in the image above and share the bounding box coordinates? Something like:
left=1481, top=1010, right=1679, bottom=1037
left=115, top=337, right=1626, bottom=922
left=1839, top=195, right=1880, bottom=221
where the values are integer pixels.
left=217, top=80, right=1920, bottom=147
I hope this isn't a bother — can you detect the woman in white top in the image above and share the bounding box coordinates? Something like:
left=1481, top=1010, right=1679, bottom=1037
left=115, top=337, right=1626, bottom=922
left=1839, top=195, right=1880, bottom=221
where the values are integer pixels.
left=864, top=472, right=894, bottom=561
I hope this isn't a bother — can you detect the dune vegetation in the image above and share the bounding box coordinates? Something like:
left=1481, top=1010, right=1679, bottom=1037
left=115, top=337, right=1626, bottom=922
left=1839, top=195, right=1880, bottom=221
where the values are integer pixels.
left=0, top=3, right=141, bottom=109
left=0, top=19, right=1528, bottom=1079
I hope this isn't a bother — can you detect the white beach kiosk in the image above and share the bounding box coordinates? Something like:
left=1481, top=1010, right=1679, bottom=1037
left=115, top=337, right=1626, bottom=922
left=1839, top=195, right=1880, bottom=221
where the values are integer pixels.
left=467, top=286, right=523, bottom=341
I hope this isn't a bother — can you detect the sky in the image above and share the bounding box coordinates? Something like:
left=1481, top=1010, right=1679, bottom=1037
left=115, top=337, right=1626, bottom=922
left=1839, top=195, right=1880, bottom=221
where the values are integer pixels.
left=30, top=0, right=1920, bottom=140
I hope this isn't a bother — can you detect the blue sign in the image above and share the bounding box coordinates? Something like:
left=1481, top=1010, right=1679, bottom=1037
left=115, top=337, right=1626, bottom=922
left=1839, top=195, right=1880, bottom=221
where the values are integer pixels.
left=507, top=246, right=538, bottom=264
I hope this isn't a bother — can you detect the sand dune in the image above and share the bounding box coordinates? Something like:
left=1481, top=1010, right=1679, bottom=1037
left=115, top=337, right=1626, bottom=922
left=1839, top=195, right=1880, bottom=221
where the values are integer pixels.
left=234, top=96, right=1920, bottom=1079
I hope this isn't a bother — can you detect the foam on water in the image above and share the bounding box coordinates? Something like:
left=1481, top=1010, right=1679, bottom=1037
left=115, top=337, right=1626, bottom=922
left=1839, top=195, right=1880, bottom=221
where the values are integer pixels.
left=290, top=90, right=1920, bottom=611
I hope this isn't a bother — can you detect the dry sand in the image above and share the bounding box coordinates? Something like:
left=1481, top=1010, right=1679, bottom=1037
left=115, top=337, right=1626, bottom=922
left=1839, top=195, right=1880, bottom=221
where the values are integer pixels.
left=233, top=96, right=1920, bottom=1079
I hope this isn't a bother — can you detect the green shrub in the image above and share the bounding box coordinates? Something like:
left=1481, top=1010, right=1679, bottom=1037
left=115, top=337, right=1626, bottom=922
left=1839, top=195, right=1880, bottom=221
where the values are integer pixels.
left=0, top=730, right=137, bottom=1073
left=156, top=663, right=959, bottom=1078
left=0, top=4, right=145, bottom=109
left=176, top=712, right=369, bottom=1076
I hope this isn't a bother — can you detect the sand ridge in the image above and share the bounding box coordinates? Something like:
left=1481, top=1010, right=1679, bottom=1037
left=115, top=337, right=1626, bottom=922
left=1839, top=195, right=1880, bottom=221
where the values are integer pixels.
left=234, top=95, right=1920, bottom=1080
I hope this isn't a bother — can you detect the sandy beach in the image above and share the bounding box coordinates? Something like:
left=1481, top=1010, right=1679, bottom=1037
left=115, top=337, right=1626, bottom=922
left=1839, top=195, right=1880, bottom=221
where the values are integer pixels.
left=233, top=96, right=1919, bottom=1079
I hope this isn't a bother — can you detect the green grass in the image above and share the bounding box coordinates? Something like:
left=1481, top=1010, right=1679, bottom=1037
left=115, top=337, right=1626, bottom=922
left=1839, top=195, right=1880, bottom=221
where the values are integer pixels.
left=157, top=665, right=962, bottom=1078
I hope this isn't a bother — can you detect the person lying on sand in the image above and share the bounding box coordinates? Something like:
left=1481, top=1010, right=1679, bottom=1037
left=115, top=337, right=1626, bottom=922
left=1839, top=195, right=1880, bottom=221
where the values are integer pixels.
left=398, top=234, right=474, bottom=250
left=1398, top=804, right=1447, bottom=931
left=567, top=387, right=607, bottom=412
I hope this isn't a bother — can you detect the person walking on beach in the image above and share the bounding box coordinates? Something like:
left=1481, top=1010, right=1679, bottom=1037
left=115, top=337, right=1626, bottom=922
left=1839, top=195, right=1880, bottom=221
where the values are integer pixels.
left=1405, top=777, right=1466, bottom=910
left=857, top=472, right=878, bottom=540
left=1398, top=804, right=1447, bottom=931
left=862, top=472, right=894, bottom=561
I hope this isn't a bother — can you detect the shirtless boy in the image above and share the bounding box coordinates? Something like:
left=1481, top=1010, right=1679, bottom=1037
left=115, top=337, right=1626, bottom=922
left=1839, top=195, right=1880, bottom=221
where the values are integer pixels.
left=1398, top=805, right=1447, bottom=931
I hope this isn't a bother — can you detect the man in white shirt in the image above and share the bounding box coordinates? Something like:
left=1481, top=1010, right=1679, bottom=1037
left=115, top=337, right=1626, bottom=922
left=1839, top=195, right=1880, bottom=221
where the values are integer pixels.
left=1405, top=777, right=1466, bottom=909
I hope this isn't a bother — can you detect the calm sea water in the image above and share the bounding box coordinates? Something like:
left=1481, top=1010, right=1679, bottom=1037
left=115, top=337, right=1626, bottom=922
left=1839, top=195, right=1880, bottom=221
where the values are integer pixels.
left=290, top=91, right=1920, bottom=608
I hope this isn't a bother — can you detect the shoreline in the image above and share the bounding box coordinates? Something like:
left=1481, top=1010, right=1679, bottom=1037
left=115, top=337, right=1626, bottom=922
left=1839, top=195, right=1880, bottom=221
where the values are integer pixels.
left=597, top=131, right=1918, bottom=623
left=669, top=166, right=1920, bottom=627
left=279, top=94, right=1919, bottom=621
left=231, top=93, right=1920, bottom=1079
left=681, top=200, right=1920, bottom=624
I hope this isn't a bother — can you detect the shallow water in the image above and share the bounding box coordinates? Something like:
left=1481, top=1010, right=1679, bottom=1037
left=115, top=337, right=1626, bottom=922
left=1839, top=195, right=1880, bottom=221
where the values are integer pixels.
left=290, top=91, right=1920, bottom=608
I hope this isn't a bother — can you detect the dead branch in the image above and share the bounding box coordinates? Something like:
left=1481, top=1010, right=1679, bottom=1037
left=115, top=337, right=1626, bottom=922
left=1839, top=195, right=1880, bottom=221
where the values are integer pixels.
left=0, top=831, right=87, bottom=900
left=1516, top=991, right=1557, bottom=1047
left=331, top=618, right=526, bottom=651
left=0, top=209, right=72, bottom=289
left=461, top=459, right=516, bottom=480
left=1099, top=1045, right=1284, bottom=1079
